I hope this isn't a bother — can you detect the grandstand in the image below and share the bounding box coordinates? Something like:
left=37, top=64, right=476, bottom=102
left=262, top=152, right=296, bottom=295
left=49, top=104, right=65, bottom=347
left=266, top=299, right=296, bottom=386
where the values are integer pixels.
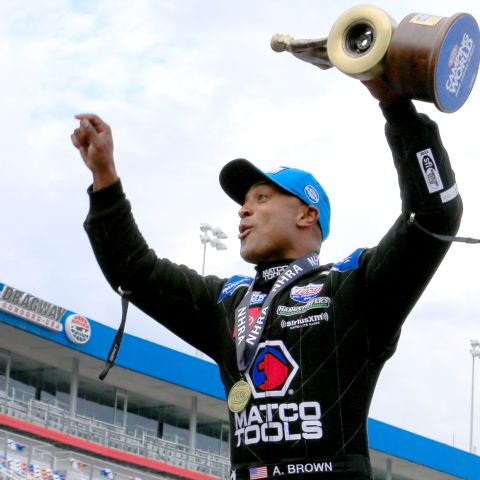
left=0, top=280, right=479, bottom=480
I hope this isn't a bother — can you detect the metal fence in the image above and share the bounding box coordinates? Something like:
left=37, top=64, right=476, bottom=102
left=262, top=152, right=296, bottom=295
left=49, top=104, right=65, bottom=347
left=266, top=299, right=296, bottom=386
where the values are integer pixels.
left=0, top=392, right=229, bottom=479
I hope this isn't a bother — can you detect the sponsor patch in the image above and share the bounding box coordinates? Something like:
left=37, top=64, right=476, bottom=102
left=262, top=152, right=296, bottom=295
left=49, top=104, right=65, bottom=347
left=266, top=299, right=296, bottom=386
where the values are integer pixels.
left=290, top=283, right=323, bottom=303
left=416, top=148, right=444, bottom=193
left=250, top=291, right=267, bottom=306
left=246, top=340, right=299, bottom=399
left=217, top=275, right=253, bottom=303
left=277, top=297, right=331, bottom=316
left=281, top=313, right=329, bottom=330
left=304, top=185, right=320, bottom=204
left=332, top=248, right=364, bottom=272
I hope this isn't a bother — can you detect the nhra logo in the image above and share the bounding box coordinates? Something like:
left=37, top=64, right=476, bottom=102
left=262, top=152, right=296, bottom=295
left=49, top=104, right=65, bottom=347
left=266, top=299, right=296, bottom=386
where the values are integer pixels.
left=290, top=283, right=323, bottom=303
left=246, top=340, right=299, bottom=399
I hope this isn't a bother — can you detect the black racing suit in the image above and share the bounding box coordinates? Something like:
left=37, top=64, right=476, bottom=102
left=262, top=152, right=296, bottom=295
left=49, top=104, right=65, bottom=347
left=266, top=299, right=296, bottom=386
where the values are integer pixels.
left=84, top=101, right=462, bottom=479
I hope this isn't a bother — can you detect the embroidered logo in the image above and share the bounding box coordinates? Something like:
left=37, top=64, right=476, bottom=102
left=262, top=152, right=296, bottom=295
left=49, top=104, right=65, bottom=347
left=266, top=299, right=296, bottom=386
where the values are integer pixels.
left=290, top=283, right=323, bottom=303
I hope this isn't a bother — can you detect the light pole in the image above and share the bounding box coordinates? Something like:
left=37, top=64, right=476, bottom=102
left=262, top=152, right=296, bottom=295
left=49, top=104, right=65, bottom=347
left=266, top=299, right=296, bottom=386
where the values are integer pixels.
left=470, top=339, right=480, bottom=453
left=195, top=224, right=227, bottom=360
left=199, top=223, right=227, bottom=275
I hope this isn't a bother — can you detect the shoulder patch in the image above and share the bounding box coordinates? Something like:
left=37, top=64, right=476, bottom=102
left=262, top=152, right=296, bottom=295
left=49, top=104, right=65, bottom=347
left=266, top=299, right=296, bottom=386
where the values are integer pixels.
left=217, top=275, right=253, bottom=303
left=332, top=248, right=365, bottom=272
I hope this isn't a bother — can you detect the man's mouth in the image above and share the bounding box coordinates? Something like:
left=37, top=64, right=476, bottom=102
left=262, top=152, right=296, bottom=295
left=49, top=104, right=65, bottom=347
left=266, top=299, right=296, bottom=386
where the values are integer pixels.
left=238, top=224, right=253, bottom=240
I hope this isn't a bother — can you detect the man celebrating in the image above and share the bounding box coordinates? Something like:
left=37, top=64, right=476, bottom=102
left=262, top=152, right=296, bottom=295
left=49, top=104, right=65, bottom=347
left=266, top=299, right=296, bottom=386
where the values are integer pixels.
left=71, top=78, right=462, bottom=479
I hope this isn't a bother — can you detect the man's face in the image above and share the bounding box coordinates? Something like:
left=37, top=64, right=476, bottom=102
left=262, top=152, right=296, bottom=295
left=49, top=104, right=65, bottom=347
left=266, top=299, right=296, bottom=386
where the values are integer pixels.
left=238, top=181, right=306, bottom=264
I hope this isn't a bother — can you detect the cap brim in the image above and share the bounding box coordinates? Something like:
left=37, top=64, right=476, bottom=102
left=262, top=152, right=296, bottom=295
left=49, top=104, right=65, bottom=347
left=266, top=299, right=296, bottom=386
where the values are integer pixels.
left=219, top=158, right=269, bottom=204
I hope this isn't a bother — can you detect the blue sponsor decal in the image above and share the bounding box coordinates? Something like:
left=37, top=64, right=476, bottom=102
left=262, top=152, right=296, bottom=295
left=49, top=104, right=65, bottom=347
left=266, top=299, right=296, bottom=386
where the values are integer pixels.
left=332, top=248, right=365, bottom=272
left=217, top=275, right=253, bottom=303
left=250, top=291, right=267, bottom=306
left=435, top=14, right=479, bottom=112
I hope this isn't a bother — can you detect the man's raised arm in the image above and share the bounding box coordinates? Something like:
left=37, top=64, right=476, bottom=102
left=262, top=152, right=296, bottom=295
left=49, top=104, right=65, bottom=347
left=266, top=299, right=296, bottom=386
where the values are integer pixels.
left=71, top=114, right=119, bottom=191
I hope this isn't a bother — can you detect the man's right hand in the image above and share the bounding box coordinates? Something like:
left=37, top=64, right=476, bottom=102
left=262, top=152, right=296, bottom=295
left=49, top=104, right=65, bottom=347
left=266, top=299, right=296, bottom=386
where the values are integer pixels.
left=361, top=76, right=406, bottom=106
left=71, top=114, right=118, bottom=191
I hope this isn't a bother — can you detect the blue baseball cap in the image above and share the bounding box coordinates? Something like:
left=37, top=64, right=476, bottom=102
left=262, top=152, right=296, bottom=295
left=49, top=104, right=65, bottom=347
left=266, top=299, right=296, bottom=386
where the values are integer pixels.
left=219, top=158, right=331, bottom=240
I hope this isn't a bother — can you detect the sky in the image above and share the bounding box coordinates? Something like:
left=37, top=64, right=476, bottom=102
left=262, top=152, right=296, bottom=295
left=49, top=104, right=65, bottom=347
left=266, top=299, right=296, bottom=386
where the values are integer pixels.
left=0, top=0, right=478, bottom=454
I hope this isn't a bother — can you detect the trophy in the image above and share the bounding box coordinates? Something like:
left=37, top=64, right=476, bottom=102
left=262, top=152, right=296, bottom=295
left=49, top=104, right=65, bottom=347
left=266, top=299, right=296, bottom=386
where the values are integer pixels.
left=271, top=4, right=479, bottom=112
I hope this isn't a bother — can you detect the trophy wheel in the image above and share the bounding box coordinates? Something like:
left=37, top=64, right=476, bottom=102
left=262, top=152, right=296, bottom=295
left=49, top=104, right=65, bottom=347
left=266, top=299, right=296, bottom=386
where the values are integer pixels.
left=327, top=5, right=397, bottom=80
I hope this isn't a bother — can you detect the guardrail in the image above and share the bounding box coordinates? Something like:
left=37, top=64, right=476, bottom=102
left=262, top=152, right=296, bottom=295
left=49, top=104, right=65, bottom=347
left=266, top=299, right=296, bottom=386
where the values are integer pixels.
left=0, top=393, right=229, bottom=479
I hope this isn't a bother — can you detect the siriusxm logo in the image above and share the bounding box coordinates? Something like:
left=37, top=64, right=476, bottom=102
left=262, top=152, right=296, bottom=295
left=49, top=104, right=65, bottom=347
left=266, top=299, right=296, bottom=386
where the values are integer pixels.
left=281, top=313, right=328, bottom=330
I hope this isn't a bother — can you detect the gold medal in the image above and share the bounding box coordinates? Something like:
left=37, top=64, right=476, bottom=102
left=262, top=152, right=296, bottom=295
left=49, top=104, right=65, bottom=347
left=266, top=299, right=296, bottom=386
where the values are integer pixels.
left=227, top=380, right=252, bottom=413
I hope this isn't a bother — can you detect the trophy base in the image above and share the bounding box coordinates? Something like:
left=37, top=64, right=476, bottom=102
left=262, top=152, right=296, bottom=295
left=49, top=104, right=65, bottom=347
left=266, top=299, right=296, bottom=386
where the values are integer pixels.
left=386, top=13, right=480, bottom=112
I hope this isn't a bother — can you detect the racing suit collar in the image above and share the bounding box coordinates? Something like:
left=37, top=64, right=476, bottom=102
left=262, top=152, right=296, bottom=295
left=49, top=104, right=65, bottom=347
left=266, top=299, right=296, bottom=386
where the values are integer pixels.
left=254, top=260, right=293, bottom=290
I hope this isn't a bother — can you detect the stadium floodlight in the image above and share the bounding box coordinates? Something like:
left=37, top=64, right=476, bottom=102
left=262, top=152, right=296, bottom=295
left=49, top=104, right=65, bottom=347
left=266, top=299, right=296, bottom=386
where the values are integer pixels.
left=210, top=238, right=228, bottom=250
left=199, top=234, right=210, bottom=245
left=469, top=339, right=480, bottom=453
left=212, top=227, right=228, bottom=239
left=200, top=223, right=212, bottom=233
left=199, top=224, right=228, bottom=275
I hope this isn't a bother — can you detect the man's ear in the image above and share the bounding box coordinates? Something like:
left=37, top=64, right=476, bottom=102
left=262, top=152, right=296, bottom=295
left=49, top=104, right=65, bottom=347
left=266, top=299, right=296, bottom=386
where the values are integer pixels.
left=297, top=205, right=319, bottom=228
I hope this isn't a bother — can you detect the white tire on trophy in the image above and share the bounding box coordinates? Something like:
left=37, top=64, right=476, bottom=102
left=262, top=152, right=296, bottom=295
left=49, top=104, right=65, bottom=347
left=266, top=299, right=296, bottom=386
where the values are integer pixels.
left=327, top=5, right=397, bottom=80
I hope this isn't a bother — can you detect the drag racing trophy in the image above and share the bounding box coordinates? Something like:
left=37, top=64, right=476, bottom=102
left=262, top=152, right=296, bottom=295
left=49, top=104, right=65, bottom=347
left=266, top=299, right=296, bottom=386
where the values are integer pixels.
left=271, top=4, right=479, bottom=112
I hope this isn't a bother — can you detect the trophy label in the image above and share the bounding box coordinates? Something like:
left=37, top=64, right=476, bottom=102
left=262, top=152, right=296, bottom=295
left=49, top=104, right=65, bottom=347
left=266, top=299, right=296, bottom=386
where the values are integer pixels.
left=410, top=14, right=443, bottom=27
left=435, top=14, right=480, bottom=112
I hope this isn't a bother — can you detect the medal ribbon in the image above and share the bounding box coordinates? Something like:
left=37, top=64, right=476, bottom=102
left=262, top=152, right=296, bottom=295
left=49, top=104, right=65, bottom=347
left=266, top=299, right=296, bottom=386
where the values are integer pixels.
left=234, top=252, right=321, bottom=373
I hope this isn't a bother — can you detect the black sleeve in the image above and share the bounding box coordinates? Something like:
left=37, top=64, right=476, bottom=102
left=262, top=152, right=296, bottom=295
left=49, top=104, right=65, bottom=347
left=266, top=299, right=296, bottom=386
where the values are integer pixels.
left=361, top=100, right=463, bottom=362
left=83, top=181, right=227, bottom=360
